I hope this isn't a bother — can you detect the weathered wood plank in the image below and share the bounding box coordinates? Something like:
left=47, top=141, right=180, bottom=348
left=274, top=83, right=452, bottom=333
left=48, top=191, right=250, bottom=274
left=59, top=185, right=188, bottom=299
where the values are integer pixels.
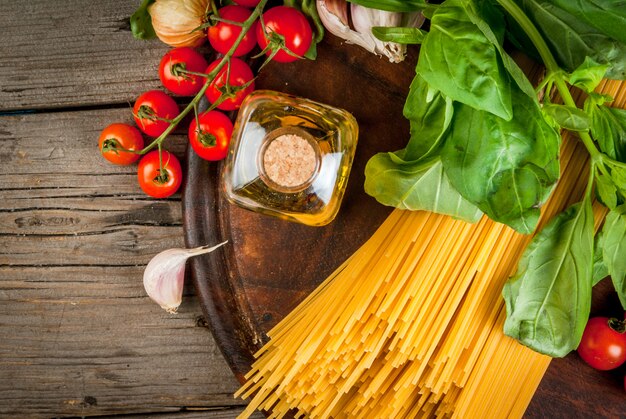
left=98, top=409, right=264, bottom=419
left=0, top=108, right=192, bottom=267
left=0, top=109, right=187, bottom=181
left=0, top=266, right=244, bottom=417
left=0, top=0, right=173, bottom=111
left=0, top=107, right=243, bottom=416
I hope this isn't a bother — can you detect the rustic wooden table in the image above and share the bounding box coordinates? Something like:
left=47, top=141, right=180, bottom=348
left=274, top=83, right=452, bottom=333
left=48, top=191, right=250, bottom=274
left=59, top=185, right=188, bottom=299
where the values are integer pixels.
left=2, top=1, right=625, bottom=418
left=0, top=1, right=254, bottom=417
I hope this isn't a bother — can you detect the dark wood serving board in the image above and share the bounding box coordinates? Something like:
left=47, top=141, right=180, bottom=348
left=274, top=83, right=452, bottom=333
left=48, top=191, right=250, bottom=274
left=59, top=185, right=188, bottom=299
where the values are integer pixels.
left=182, top=36, right=626, bottom=417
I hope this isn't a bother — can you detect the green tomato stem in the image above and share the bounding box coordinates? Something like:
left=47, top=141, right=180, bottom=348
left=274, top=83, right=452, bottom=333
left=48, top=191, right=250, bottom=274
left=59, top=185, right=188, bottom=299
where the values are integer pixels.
left=193, top=102, right=200, bottom=130
left=608, top=317, right=626, bottom=333
left=210, top=0, right=219, bottom=18
left=137, top=0, right=269, bottom=156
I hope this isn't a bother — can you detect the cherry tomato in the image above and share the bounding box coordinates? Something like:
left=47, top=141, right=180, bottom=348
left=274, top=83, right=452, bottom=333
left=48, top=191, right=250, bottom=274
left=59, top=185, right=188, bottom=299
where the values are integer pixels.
left=98, top=123, right=144, bottom=165
left=158, top=47, right=208, bottom=96
left=232, top=0, right=261, bottom=6
left=204, top=58, right=255, bottom=111
left=137, top=150, right=182, bottom=198
left=208, top=5, right=257, bottom=57
left=577, top=316, right=626, bottom=371
left=256, top=6, right=313, bottom=63
left=188, top=110, right=233, bottom=161
left=133, top=90, right=180, bottom=138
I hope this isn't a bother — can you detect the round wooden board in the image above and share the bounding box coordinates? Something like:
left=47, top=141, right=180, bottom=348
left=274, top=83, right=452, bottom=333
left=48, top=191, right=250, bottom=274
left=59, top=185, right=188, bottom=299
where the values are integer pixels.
left=182, top=36, right=626, bottom=417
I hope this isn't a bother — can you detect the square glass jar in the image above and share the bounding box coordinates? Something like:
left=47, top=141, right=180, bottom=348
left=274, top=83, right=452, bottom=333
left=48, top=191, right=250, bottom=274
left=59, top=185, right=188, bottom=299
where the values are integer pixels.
left=222, top=90, right=359, bottom=226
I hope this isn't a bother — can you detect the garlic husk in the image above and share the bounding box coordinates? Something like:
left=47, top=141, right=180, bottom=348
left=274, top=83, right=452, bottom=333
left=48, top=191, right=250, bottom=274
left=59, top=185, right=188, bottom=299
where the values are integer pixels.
left=316, top=0, right=424, bottom=63
left=405, top=11, right=426, bottom=29
left=149, top=0, right=208, bottom=48
left=143, top=241, right=227, bottom=313
left=317, top=0, right=353, bottom=41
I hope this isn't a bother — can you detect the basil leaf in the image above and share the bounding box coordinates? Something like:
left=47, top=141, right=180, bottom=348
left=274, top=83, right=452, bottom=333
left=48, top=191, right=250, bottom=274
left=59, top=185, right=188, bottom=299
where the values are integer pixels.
left=371, top=26, right=426, bottom=44
left=590, top=105, right=626, bottom=162
left=346, top=0, right=429, bottom=12
left=585, top=92, right=614, bottom=108
left=417, top=0, right=513, bottom=120
left=592, top=230, right=608, bottom=286
left=462, top=0, right=538, bottom=101
left=596, top=160, right=626, bottom=210
left=503, top=199, right=595, bottom=357
left=567, top=56, right=609, bottom=93
left=441, top=86, right=561, bottom=234
left=595, top=168, right=619, bottom=210
left=513, top=0, right=626, bottom=79
left=609, top=163, right=626, bottom=194
left=602, top=206, right=626, bottom=309
left=364, top=75, right=468, bottom=218
left=130, top=0, right=156, bottom=40
left=364, top=154, right=483, bottom=222
left=402, top=74, right=454, bottom=161
left=542, top=104, right=590, bottom=132
left=547, top=0, right=626, bottom=45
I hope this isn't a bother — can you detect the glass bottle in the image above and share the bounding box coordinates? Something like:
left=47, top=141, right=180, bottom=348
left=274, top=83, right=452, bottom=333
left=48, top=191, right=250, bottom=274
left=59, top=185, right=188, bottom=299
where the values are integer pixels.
left=222, top=90, right=359, bottom=226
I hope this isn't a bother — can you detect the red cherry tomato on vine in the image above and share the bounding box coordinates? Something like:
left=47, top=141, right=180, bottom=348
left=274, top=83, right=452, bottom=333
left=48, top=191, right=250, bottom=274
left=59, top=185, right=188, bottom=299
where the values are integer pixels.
left=133, top=90, right=180, bottom=137
left=188, top=110, right=233, bottom=161
left=577, top=316, right=626, bottom=371
left=204, top=58, right=255, bottom=111
left=98, top=123, right=144, bottom=165
left=232, top=0, right=261, bottom=6
left=137, top=150, right=182, bottom=198
left=208, top=5, right=257, bottom=57
left=158, top=47, right=208, bottom=96
left=256, top=6, right=313, bottom=63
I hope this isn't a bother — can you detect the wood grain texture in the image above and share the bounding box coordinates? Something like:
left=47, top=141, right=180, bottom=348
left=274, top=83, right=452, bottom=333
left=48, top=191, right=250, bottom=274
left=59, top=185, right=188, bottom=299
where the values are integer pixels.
left=2, top=0, right=625, bottom=417
left=183, top=36, right=626, bottom=419
left=183, top=37, right=414, bottom=382
left=0, top=109, right=244, bottom=417
left=0, top=0, right=170, bottom=111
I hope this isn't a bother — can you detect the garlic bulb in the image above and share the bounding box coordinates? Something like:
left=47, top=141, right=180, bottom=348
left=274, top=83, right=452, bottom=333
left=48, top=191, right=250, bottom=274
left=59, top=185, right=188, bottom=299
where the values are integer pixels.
left=143, top=241, right=227, bottom=313
left=149, top=0, right=209, bottom=47
left=316, top=0, right=424, bottom=63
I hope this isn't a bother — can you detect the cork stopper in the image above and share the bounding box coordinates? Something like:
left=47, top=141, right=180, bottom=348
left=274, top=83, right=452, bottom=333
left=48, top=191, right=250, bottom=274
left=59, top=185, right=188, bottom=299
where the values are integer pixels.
left=259, top=127, right=320, bottom=193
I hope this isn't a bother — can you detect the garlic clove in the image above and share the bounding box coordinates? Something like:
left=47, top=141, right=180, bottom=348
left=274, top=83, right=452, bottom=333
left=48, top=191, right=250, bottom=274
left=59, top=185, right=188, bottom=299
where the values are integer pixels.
left=143, top=249, right=187, bottom=313
left=143, top=241, right=228, bottom=313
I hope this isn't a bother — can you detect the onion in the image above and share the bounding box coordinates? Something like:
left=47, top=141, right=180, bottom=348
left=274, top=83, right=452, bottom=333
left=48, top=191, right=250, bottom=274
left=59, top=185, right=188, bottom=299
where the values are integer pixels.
left=149, top=0, right=209, bottom=48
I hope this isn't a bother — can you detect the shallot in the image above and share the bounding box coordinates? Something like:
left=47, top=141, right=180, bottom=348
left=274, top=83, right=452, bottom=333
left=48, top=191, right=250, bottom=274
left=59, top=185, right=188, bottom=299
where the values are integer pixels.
left=149, top=0, right=209, bottom=47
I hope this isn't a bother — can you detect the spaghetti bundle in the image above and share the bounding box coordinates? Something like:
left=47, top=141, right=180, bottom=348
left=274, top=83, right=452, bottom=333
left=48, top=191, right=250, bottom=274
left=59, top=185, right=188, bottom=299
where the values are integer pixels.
left=235, top=80, right=625, bottom=417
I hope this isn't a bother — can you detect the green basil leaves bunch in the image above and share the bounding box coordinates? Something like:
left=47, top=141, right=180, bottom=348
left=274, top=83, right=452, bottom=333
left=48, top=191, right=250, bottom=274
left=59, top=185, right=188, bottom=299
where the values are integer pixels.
left=354, top=0, right=626, bottom=357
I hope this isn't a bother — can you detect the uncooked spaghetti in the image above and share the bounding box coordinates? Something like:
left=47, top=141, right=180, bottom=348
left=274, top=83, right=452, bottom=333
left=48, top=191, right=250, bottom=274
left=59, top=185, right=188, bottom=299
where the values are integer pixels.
left=235, top=80, right=624, bottom=418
